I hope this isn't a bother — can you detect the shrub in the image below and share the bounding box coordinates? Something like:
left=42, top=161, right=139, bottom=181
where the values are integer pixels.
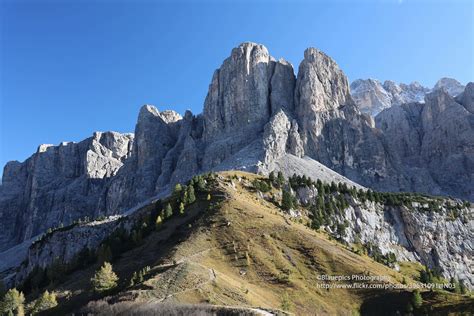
left=91, top=262, right=119, bottom=293
left=280, top=291, right=292, bottom=312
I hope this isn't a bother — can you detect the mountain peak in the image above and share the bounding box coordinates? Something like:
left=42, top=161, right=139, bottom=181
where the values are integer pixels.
left=433, top=77, right=465, bottom=96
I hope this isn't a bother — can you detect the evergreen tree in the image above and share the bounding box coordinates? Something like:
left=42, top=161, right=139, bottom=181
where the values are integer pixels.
left=207, top=193, right=211, bottom=201
left=460, top=280, right=468, bottom=295
left=411, top=290, right=422, bottom=309
left=325, top=200, right=334, bottom=215
left=277, top=171, right=285, bottom=187
left=187, top=185, right=196, bottom=204
left=46, top=260, right=65, bottom=286
left=97, top=244, right=113, bottom=265
left=179, top=202, right=185, bottom=215
left=318, top=184, right=325, bottom=197
left=268, top=171, right=275, bottom=182
left=316, top=195, right=324, bottom=210
left=196, top=177, right=206, bottom=191
left=330, top=181, right=337, bottom=193
left=163, top=205, right=172, bottom=219
left=173, top=183, right=182, bottom=194
left=181, top=189, right=189, bottom=205
left=32, top=290, right=58, bottom=314
left=155, top=215, right=163, bottom=230
left=281, top=190, right=294, bottom=211
left=0, top=288, right=25, bottom=316
left=164, top=203, right=173, bottom=219
left=450, top=277, right=461, bottom=294
left=91, top=262, right=118, bottom=293
left=131, top=229, right=143, bottom=246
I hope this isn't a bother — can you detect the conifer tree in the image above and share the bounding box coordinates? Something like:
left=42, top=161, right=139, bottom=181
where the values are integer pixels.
left=187, top=185, right=196, bottom=204
left=155, top=215, right=163, bottom=230
left=0, top=288, right=25, bottom=316
left=411, top=290, right=422, bottom=309
left=268, top=171, right=275, bottom=182
left=197, top=177, right=206, bottom=191
left=277, top=171, right=285, bottom=186
left=91, top=262, right=118, bottom=293
left=97, top=244, right=113, bottom=265
left=32, top=290, right=58, bottom=314
left=281, top=190, right=294, bottom=210
left=179, top=202, right=185, bottom=215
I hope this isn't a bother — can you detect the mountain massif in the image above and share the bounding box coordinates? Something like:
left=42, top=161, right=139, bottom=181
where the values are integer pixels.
left=1, top=43, right=473, bottom=313
left=1, top=43, right=473, bottom=255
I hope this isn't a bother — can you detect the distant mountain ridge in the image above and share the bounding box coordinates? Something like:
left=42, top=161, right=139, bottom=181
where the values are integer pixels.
left=350, top=77, right=466, bottom=116
left=1, top=42, right=473, bottom=257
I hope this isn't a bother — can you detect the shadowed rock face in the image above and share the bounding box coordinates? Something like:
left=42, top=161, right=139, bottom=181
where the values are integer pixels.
left=1, top=42, right=473, bottom=254
left=0, top=132, right=134, bottom=251
left=376, top=89, right=474, bottom=200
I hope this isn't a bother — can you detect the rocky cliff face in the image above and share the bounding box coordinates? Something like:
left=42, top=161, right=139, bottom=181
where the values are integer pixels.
left=376, top=88, right=474, bottom=201
left=0, top=132, right=133, bottom=252
left=337, top=198, right=474, bottom=289
left=1, top=42, right=473, bottom=257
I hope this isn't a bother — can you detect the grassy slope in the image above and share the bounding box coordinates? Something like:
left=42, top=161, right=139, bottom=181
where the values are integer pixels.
left=39, top=171, right=472, bottom=315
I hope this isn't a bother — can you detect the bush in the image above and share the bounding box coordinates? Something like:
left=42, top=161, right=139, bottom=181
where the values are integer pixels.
left=91, top=262, right=119, bottom=293
left=280, top=291, right=292, bottom=312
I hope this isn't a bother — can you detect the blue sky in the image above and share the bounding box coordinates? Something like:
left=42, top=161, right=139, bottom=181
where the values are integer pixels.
left=1, top=0, right=473, bottom=173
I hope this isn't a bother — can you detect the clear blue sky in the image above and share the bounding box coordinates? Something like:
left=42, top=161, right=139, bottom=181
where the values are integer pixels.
left=1, top=0, right=473, bottom=174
